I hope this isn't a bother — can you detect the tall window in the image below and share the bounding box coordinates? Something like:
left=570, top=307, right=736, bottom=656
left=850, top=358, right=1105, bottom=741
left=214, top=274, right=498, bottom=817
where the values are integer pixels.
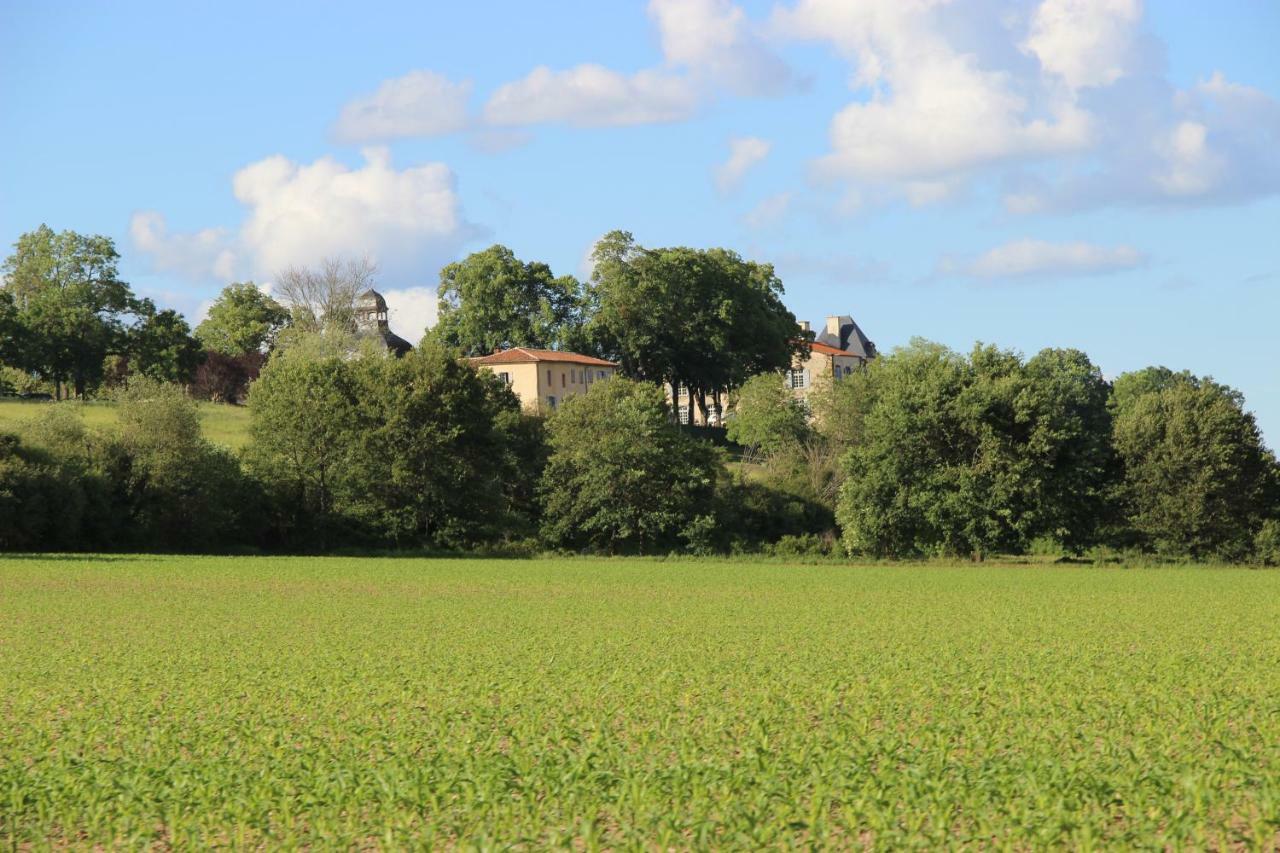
left=546, top=396, right=557, bottom=410
left=789, top=368, right=808, bottom=389
left=678, top=405, right=690, bottom=425
left=598, top=370, right=607, bottom=380
left=547, top=369, right=552, bottom=385
left=561, top=372, right=566, bottom=388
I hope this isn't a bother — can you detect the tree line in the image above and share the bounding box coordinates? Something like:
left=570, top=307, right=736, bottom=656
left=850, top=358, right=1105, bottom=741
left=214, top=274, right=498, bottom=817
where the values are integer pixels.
left=1, top=225, right=1277, bottom=561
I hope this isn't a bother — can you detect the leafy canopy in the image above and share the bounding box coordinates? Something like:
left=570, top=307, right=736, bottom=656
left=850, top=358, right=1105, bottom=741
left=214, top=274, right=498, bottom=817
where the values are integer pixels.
left=195, top=282, right=291, bottom=356
left=433, top=245, right=585, bottom=356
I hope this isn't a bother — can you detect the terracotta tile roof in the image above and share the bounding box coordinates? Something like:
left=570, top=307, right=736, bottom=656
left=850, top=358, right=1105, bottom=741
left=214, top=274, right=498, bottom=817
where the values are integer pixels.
left=466, top=347, right=619, bottom=368
left=809, top=341, right=855, bottom=357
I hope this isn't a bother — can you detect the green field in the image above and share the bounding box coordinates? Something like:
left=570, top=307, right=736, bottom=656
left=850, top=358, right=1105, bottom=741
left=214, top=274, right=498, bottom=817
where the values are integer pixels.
left=0, top=399, right=252, bottom=449
left=2, top=556, right=1278, bottom=848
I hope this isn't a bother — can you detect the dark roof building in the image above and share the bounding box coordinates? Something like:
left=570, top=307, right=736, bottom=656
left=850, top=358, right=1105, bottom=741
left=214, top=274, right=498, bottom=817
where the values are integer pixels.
left=812, top=314, right=877, bottom=361
left=355, top=289, right=413, bottom=357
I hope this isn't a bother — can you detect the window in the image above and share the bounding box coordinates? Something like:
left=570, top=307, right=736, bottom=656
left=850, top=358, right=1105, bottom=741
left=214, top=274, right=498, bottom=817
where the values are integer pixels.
left=598, top=370, right=606, bottom=380
left=789, top=368, right=809, bottom=389
left=707, top=404, right=720, bottom=425
left=546, top=396, right=557, bottom=410
left=497, top=371, right=511, bottom=385
left=561, top=372, right=566, bottom=388
left=678, top=405, right=690, bottom=425
left=547, top=369, right=552, bottom=385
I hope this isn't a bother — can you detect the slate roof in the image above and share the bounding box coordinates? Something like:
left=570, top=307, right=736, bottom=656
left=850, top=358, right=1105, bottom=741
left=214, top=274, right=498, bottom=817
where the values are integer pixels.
left=814, top=315, right=877, bottom=360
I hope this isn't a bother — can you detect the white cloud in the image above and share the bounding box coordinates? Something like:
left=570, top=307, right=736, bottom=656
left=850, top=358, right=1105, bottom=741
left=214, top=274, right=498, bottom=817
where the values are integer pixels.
left=944, top=239, right=1146, bottom=279
left=129, top=211, right=237, bottom=281
left=132, top=149, right=477, bottom=292
left=333, top=71, right=473, bottom=142
left=649, top=0, right=795, bottom=96
left=715, top=136, right=771, bottom=193
left=1022, top=0, right=1142, bottom=91
left=483, top=64, right=698, bottom=127
left=775, top=0, right=1094, bottom=190
left=382, top=286, right=437, bottom=341
left=743, top=191, right=793, bottom=229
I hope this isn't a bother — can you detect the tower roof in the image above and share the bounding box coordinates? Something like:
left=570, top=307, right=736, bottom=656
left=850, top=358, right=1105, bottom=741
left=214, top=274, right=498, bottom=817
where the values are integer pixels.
left=355, top=289, right=387, bottom=312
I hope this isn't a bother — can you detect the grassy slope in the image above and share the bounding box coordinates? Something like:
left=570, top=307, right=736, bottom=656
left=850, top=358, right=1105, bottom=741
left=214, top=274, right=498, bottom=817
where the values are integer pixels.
left=2, top=556, right=1278, bottom=848
left=0, top=399, right=251, bottom=449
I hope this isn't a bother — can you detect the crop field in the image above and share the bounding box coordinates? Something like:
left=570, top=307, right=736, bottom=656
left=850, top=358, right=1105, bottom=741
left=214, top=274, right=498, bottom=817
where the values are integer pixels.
left=0, top=399, right=251, bottom=449
left=2, top=556, right=1279, bottom=848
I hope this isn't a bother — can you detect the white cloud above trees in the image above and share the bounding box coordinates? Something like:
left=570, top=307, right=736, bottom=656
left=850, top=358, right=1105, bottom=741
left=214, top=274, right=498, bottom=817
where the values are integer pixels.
left=483, top=65, right=698, bottom=128
left=941, top=239, right=1146, bottom=279
left=715, top=137, right=772, bottom=193
left=131, top=148, right=476, bottom=300
left=333, top=71, right=473, bottom=142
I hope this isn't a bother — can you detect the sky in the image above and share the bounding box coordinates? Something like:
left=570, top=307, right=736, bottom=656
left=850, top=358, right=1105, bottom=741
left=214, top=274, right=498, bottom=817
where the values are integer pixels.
left=2, top=0, right=1277, bottom=441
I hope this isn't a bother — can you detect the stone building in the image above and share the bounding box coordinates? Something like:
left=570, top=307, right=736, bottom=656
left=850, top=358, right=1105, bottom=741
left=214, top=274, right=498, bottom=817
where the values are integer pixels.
left=466, top=347, right=619, bottom=413
left=354, top=289, right=413, bottom=357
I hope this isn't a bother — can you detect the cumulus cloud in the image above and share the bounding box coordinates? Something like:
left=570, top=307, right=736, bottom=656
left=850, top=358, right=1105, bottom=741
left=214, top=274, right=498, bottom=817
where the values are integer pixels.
left=1022, top=0, right=1142, bottom=91
left=333, top=71, right=473, bottom=142
left=775, top=0, right=1095, bottom=188
left=715, top=136, right=771, bottom=193
left=129, top=212, right=238, bottom=281
left=942, top=239, right=1146, bottom=279
left=336, top=1, right=792, bottom=142
left=382, top=286, right=437, bottom=340
left=483, top=65, right=698, bottom=127
left=649, top=0, right=795, bottom=96
left=132, top=148, right=477, bottom=292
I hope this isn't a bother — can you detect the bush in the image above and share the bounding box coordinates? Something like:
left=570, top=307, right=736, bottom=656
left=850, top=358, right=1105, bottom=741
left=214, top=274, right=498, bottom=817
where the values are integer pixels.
left=540, top=378, right=722, bottom=555
left=766, top=533, right=837, bottom=558
left=1255, top=520, right=1280, bottom=566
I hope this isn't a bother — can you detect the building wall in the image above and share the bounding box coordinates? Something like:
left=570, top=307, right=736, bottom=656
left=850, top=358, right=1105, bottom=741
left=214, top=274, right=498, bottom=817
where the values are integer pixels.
left=478, top=361, right=615, bottom=413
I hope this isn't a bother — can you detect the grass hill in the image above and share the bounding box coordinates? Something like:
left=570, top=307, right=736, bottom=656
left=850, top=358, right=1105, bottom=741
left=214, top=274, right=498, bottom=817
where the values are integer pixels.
left=0, top=399, right=252, bottom=449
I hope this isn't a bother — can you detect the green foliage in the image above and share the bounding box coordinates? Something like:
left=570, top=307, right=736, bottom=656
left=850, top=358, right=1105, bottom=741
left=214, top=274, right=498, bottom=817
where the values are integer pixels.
left=540, top=378, right=722, bottom=554
left=1, top=225, right=143, bottom=397
left=248, top=341, right=530, bottom=548
left=343, top=342, right=525, bottom=547
left=1112, top=373, right=1274, bottom=560
left=1255, top=519, right=1280, bottom=565
left=194, top=282, right=291, bottom=356
left=130, top=308, right=204, bottom=384
left=837, top=341, right=1116, bottom=558
left=433, top=245, right=585, bottom=355
left=725, top=372, right=810, bottom=455
left=5, top=556, right=1280, bottom=847
left=586, top=231, right=802, bottom=418
left=111, top=378, right=258, bottom=550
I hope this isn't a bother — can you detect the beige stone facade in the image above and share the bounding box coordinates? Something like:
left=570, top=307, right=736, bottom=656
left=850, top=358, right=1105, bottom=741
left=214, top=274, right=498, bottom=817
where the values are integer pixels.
left=673, top=314, right=877, bottom=425
left=466, top=347, right=619, bottom=414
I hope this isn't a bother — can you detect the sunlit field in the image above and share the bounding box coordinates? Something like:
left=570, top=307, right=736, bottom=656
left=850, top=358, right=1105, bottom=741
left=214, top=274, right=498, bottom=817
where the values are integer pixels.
left=2, top=556, right=1278, bottom=848
left=0, top=399, right=251, bottom=449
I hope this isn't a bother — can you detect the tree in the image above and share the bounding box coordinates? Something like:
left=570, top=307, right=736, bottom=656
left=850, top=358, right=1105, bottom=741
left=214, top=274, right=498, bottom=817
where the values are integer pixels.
left=585, top=232, right=804, bottom=420
left=540, top=377, right=722, bottom=554
left=343, top=341, right=526, bottom=546
left=835, top=341, right=1117, bottom=559
left=725, top=372, right=810, bottom=456
left=246, top=348, right=362, bottom=540
left=113, top=378, right=257, bottom=551
left=273, top=256, right=376, bottom=334
left=195, top=282, right=291, bottom=356
left=1112, top=372, right=1275, bottom=559
left=433, top=245, right=585, bottom=356
left=131, top=309, right=204, bottom=384
left=0, top=290, right=29, bottom=371
left=1, top=225, right=142, bottom=398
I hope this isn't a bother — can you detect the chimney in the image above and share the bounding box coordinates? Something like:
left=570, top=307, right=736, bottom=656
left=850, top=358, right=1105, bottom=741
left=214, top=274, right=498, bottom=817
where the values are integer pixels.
left=825, top=316, right=841, bottom=338
left=798, top=320, right=811, bottom=332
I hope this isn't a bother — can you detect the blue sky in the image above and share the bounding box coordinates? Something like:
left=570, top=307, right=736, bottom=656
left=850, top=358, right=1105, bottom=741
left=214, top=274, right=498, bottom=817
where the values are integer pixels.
left=2, top=0, right=1277, bottom=441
